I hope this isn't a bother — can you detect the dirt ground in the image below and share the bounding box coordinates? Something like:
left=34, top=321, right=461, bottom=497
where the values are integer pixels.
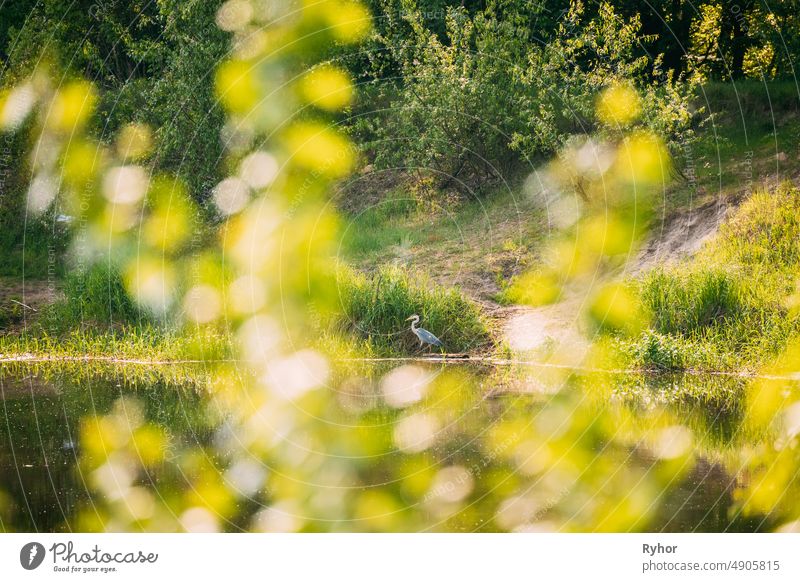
left=0, top=279, right=61, bottom=331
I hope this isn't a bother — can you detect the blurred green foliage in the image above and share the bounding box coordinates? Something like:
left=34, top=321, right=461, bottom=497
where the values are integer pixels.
left=0, top=1, right=228, bottom=279
left=40, top=262, right=151, bottom=332
left=2, top=0, right=800, bottom=537
left=2, top=0, right=228, bottom=199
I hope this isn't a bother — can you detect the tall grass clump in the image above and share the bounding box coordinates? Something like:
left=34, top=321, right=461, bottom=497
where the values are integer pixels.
left=641, top=268, right=752, bottom=336
left=632, top=183, right=800, bottom=369
left=336, top=265, right=491, bottom=354
left=41, top=262, right=152, bottom=332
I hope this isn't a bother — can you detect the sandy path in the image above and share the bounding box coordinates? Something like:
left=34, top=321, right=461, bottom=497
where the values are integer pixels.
left=496, top=196, right=739, bottom=357
left=500, top=297, right=587, bottom=353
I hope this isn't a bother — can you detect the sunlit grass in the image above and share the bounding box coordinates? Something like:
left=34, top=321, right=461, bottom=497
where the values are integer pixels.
left=335, top=264, right=491, bottom=354
left=624, top=183, right=800, bottom=371
left=0, top=326, right=232, bottom=363
left=339, top=191, right=419, bottom=258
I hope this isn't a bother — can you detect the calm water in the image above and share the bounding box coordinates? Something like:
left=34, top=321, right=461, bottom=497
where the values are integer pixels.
left=0, top=361, right=773, bottom=532
left=0, top=365, right=213, bottom=532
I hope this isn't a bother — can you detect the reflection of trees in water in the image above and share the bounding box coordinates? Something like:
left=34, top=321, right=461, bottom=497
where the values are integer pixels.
left=655, top=458, right=765, bottom=533
left=0, top=367, right=208, bottom=531
left=0, top=363, right=779, bottom=533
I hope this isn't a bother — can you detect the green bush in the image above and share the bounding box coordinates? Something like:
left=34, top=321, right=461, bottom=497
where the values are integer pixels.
left=336, top=265, right=490, bottom=353
left=354, top=1, right=696, bottom=191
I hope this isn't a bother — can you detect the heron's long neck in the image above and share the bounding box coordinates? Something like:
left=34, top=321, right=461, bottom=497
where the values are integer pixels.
left=411, top=318, right=419, bottom=330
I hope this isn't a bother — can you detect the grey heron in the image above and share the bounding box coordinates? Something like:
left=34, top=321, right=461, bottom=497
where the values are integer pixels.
left=406, top=314, right=443, bottom=351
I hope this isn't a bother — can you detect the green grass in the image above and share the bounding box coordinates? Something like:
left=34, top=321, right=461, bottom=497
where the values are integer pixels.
left=0, top=261, right=491, bottom=360
left=641, top=268, right=757, bottom=337
left=0, top=221, right=67, bottom=279
left=0, top=326, right=232, bottom=362
left=0, top=358, right=213, bottom=387
left=0, top=300, right=25, bottom=329
left=341, top=186, right=542, bottom=262
left=335, top=265, right=491, bottom=354
left=0, top=254, right=491, bottom=360
left=38, top=262, right=151, bottom=333
left=624, top=182, right=800, bottom=371
left=659, top=81, right=800, bottom=213
left=339, top=183, right=545, bottom=311
left=0, top=188, right=69, bottom=279
left=0, top=262, right=232, bottom=363
left=701, top=81, right=800, bottom=123
left=340, top=191, right=420, bottom=258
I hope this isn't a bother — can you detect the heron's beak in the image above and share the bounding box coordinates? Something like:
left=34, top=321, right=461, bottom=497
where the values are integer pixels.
left=405, top=316, right=415, bottom=321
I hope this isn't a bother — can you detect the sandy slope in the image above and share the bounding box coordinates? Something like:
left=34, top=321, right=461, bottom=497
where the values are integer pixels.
left=498, top=195, right=741, bottom=359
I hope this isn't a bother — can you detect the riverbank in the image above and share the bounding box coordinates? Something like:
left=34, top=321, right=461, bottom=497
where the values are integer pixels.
left=2, top=84, right=799, bottom=373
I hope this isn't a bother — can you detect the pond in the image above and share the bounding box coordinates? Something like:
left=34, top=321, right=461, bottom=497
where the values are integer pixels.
left=0, top=360, right=788, bottom=532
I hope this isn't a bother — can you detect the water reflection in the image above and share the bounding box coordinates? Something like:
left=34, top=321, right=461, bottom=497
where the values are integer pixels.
left=0, top=364, right=210, bottom=531
left=0, top=361, right=788, bottom=532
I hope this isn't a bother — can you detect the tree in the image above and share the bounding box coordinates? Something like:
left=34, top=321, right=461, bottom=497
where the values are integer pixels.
left=1, top=0, right=230, bottom=202
left=354, top=1, right=695, bottom=192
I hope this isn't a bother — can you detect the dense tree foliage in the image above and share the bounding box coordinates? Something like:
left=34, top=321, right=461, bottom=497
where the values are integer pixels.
left=0, top=0, right=797, bottom=218
left=350, top=1, right=696, bottom=190
left=1, top=0, right=229, bottom=202
left=0, top=0, right=229, bottom=275
left=353, top=0, right=799, bottom=82
left=2, top=0, right=797, bottom=204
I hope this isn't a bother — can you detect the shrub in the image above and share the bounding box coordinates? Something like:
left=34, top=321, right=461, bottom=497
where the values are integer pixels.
left=355, top=1, right=696, bottom=192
